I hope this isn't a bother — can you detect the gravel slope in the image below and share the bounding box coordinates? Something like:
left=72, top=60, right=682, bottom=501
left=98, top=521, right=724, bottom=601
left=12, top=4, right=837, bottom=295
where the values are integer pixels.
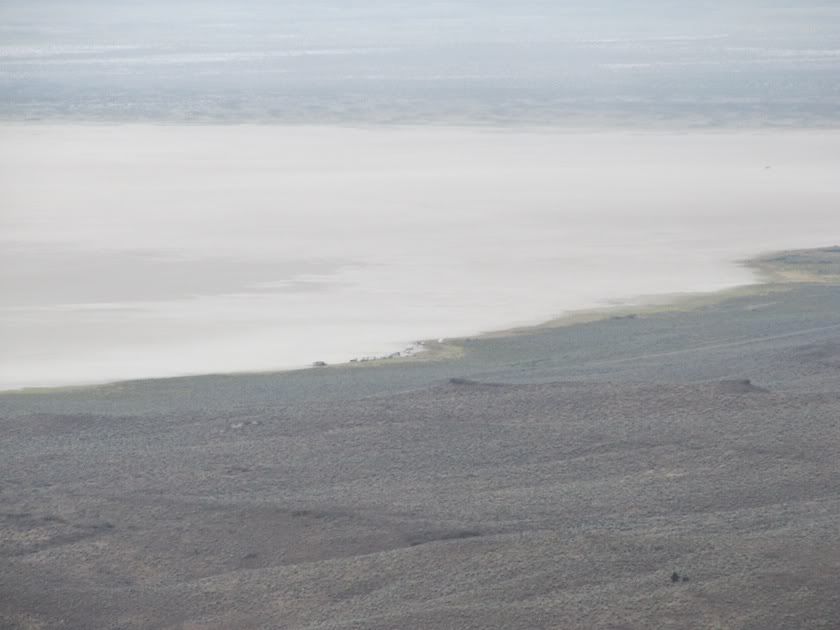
left=2, top=248, right=839, bottom=629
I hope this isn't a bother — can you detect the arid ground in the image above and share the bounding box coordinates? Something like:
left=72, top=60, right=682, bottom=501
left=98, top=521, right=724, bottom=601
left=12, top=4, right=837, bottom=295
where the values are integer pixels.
left=2, top=248, right=839, bottom=629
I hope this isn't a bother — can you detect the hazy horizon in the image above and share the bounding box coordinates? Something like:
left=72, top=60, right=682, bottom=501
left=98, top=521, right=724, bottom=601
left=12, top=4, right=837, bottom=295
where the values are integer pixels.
left=2, top=0, right=839, bottom=126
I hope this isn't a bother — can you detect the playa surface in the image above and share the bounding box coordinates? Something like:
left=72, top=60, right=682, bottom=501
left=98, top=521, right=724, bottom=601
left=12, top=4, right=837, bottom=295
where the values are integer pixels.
left=2, top=247, right=840, bottom=629
left=3, top=126, right=840, bottom=390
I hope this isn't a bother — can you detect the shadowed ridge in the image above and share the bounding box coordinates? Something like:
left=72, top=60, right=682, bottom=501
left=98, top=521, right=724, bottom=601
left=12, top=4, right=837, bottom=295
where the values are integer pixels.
left=711, top=378, right=770, bottom=394
left=447, top=377, right=509, bottom=388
